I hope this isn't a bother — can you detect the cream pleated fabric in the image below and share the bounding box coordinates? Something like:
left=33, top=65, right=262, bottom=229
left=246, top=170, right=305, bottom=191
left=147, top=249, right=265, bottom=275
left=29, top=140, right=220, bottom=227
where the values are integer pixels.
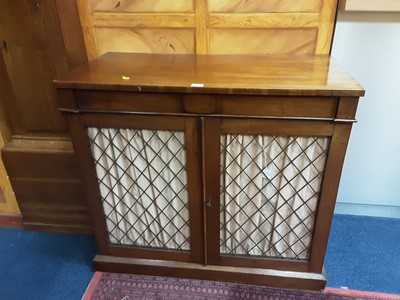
left=87, top=127, right=328, bottom=259
left=220, top=135, right=329, bottom=260
left=87, top=128, right=190, bottom=251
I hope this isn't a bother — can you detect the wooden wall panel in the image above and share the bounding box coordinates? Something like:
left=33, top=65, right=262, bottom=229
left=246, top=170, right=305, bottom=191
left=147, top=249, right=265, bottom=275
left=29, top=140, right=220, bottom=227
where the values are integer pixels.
left=90, top=0, right=194, bottom=13
left=0, top=0, right=68, bottom=133
left=55, top=0, right=88, bottom=70
left=209, top=28, right=318, bottom=55
left=10, top=178, right=91, bottom=232
left=79, top=0, right=338, bottom=58
left=96, top=28, right=195, bottom=55
left=2, top=138, right=92, bottom=233
left=0, top=0, right=90, bottom=233
left=208, top=0, right=322, bottom=13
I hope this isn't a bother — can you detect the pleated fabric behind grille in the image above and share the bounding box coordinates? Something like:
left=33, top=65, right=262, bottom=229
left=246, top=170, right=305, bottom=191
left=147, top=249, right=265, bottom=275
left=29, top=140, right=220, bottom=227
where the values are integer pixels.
left=87, top=128, right=190, bottom=252
left=220, top=135, right=330, bottom=260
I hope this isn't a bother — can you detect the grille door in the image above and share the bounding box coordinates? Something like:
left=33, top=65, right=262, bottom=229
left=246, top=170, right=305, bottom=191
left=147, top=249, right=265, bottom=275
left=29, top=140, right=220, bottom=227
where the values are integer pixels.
left=204, top=118, right=332, bottom=270
left=78, top=114, right=203, bottom=263
left=88, top=128, right=191, bottom=251
left=220, top=134, right=330, bottom=260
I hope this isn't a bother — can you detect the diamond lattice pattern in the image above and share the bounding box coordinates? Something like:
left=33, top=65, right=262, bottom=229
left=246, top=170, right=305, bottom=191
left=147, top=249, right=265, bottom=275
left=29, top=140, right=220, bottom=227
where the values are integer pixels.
left=87, top=128, right=190, bottom=251
left=220, top=135, right=330, bottom=260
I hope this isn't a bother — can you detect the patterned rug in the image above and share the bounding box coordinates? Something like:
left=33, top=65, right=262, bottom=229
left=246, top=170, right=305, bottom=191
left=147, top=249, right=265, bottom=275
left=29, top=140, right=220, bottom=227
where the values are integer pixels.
left=83, top=272, right=400, bottom=300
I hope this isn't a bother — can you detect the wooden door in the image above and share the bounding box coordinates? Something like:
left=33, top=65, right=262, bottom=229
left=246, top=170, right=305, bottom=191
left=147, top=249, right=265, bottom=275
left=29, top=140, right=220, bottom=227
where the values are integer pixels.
left=203, top=117, right=351, bottom=273
left=68, top=113, right=204, bottom=263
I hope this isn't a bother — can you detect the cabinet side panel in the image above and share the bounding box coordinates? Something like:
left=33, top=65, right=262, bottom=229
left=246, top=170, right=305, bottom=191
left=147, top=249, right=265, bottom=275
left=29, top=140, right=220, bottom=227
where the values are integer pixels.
left=308, top=123, right=353, bottom=272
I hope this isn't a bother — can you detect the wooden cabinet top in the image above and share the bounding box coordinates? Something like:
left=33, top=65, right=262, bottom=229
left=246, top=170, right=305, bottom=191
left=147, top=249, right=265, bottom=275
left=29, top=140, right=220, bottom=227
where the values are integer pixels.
left=54, top=53, right=364, bottom=97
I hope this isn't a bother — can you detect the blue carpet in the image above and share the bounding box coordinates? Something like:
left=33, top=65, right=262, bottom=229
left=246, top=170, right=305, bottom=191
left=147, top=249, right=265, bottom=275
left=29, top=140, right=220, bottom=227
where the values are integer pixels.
left=0, top=228, right=96, bottom=300
left=325, top=214, right=400, bottom=294
left=0, top=214, right=399, bottom=299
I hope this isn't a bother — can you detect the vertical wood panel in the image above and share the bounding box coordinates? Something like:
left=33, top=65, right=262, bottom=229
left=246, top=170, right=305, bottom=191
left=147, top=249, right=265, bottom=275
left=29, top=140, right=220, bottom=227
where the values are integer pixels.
left=316, top=0, right=338, bottom=54
left=77, top=0, right=99, bottom=60
left=203, top=118, right=221, bottom=265
left=0, top=0, right=74, bottom=133
left=185, top=118, right=204, bottom=264
left=0, top=53, right=18, bottom=140
left=195, top=0, right=208, bottom=54
left=0, top=0, right=90, bottom=232
left=67, top=114, right=111, bottom=253
left=39, top=0, right=69, bottom=77
left=308, top=123, right=353, bottom=272
left=0, top=0, right=52, bottom=132
left=55, top=0, right=88, bottom=70
left=33, top=0, right=69, bottom=131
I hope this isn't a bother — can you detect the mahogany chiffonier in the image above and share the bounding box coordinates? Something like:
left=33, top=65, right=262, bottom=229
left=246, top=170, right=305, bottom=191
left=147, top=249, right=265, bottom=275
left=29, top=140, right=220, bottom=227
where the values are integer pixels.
left=54, top=53, right=364, bottom=290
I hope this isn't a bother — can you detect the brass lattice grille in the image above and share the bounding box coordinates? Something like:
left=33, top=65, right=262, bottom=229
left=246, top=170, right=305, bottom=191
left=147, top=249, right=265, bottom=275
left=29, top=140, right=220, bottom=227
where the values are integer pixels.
left=220, top=135, right=330, bottom=260
left=87, top=128, right=190, bottom=251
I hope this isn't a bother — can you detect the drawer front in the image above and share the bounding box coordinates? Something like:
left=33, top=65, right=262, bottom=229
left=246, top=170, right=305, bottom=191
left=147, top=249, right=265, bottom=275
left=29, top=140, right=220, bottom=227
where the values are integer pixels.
left=183, top=95, right=338, bottom=119
left=75, top=91, right=338, bottom=119
left=76, top=91, right=184, bottom=114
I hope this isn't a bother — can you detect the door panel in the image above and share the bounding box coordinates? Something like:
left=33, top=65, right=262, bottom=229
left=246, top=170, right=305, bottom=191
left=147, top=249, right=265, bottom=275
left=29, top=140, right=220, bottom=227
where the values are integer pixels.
left=204, top=117, right=332, bottom=271
left=71, top=113, right=204, bottom=263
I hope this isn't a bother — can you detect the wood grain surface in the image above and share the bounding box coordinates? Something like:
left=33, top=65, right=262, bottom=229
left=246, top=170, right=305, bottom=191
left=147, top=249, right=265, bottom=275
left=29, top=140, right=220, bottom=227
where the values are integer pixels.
left=0, top=0, right=89, bottom=232
left=79, top=0, right=338, bottom=58
left=54, top=53, right=365, bottom=97
left=208, top=0, right=322, bottom=13
left=209, top=28, right=317, bottom=54
left=90, top=0, right=194, bottom=13
left=95, top=28, right=195, bottom=55
left=2, top=138, right=91, bottom=232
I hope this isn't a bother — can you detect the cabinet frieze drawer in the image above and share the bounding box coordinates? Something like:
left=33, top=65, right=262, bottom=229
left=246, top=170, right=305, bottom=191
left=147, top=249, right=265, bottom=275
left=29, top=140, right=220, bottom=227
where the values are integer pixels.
left=75, top=91, right=339, bottom=120
left=75, top=91, right=184, bottom=113
left=216, top=95, right=338, bottom=119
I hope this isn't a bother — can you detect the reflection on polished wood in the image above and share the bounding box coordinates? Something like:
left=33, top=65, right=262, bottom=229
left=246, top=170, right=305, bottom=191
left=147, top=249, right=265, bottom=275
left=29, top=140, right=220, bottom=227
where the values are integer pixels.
left=54, top=53, right=365, bottom=97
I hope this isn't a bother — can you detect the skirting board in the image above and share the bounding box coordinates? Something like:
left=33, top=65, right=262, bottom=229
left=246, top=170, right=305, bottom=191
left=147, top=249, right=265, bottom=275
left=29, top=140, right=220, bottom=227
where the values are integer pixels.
left=335, top=202, right=400, bottom=219
left=0, top=212, right=23, bottom=227
left=93, top=255, right=327, bottom=290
